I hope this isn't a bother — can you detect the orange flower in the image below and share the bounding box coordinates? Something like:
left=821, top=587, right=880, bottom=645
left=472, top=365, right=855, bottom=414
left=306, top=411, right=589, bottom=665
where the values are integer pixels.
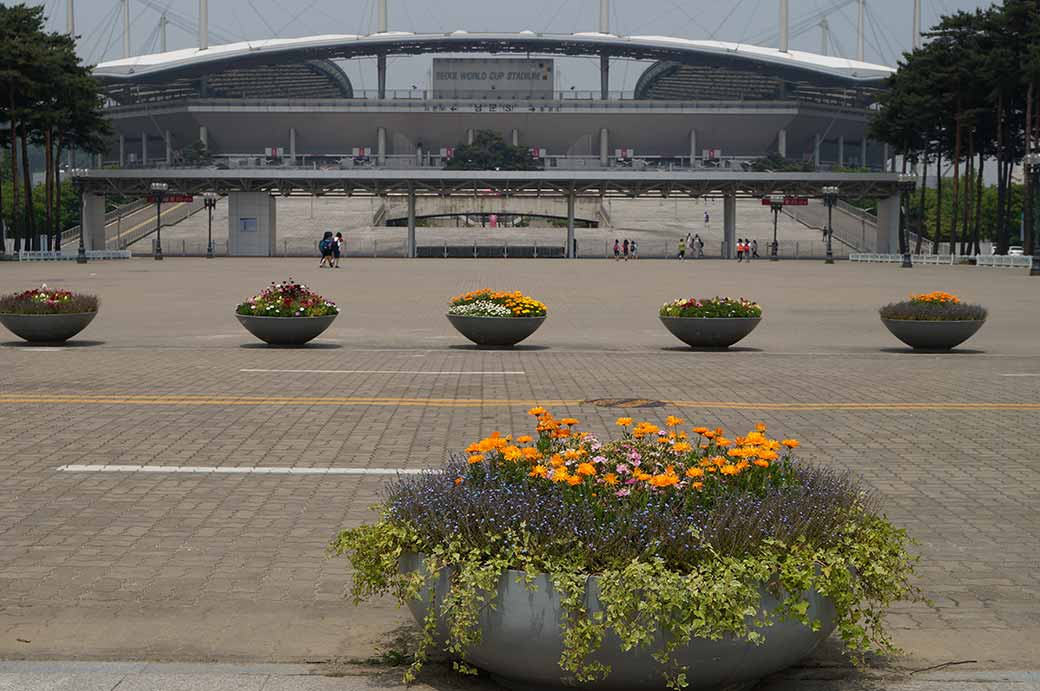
left=649, top=468, right=680, bottom=488
left=551, top=470, right=571, bottom=483
left=528, top=407, right=546, bottom=416
left=672, top=441, right=693, bottom=453
left=465, top=442, right=481, bottom=454
left=454, top=477, right=464, bottom=485
left=691, top=481, right=704, bottom=490
left=560, top=417, right=579, bottom=426
left=720, top=464, right=739, bottom=476
left=566, top=475, right=582, bottom=486
left=692, top=426, right=710, bottom=435
left=554, top=428, right=572, bottom=439
left=616, top=417, right=633, bottom=427
left=522, top=447, right=543, bottom=461
left=516, top=435, right=533, bottom=444
left=467, top=454, right=485, bottom=464
left=781, top=439, right=800, bottom=449
left=603, top=472, right=619, bottom=486
left=529, top=464, right=549, bottom=478
left=755, top=423, right=767, bottom=432
left=715, top=437, right=733, bottom=447
left=563, top=449, right=583, bottom=460
left=753, top=459, right=770, bottom=468
left=576, top=462, right=597, bottom=477
left=665, top=415, right=685, bottom=427
left=502, top=446, right=523, bottom=462
left=685, top=467, right=705, bottom=478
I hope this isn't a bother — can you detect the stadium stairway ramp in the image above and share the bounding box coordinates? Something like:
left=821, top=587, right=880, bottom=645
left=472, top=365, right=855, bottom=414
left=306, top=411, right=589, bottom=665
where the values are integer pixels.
left=783, top=199, right=877, bottom=252
left=117, top=199, right=206, bottom=249
left=59, top=198, right=150, bottom=247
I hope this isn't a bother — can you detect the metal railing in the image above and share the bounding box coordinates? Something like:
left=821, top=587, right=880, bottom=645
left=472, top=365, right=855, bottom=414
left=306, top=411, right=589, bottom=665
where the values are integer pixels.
left=976, top=255, right=1033, bottom=268
left=15, top=249, right=131, bottom=261
left=850, top=253, right=1033, bottom=268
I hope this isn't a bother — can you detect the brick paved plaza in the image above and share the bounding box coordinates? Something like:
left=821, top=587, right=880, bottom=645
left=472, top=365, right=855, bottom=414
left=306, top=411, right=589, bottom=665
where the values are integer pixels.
left=0, top=258, right=1038, bottom=688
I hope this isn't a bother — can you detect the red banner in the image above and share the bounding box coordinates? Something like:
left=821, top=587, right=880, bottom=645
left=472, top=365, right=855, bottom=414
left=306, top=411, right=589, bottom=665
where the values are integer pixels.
left=760, top=197, right=809, bottom=206
left=147, top=194, right=194, bottom=203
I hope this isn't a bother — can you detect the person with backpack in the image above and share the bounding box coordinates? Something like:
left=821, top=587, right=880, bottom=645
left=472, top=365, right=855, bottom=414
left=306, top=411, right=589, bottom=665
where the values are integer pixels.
left=333, top=232, right=344, bottom=268
left=319, top=231, right=334, bottom=268
left=677, top=237, right=686, bottom=260
left=613, top=239, right=621, bottom=261
left=629, top=239, right=638, bottom=259
left=622, top=238, right=630, bottom=261
left=751, top=239, right=759, bottom=259
left=693, top=234, right=702, bottom=258
left=736, top=238, right=745, bottom=263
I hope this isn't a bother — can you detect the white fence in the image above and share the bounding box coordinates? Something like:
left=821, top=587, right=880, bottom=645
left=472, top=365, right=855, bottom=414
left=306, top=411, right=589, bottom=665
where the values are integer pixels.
left=16, top=250, right=132, bottom=261
left=850, top=253, right=1032, bottom=268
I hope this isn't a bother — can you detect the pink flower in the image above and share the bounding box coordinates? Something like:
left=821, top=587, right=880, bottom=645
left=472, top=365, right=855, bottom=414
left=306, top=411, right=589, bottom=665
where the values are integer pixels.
left=615, top=489, right=631, bottom=498
left=615, top=463, right=630, bottom=475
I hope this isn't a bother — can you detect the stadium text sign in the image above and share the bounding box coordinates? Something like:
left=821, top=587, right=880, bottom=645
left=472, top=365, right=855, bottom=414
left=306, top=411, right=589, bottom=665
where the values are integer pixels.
left=760, top=197, right=809, bottom=206
left=432, top=58, right=554, bottom=98
left=147, top=194, right=193, bottom=203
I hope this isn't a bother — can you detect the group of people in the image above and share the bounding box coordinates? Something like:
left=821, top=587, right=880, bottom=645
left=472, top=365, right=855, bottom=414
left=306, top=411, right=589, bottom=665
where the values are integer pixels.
left=613, top=238, right=638, bottom=260
left=736, top=238, right=759, bottom=262
left=677, top=233, right=704, bottom=260
left=319, top=231, right=344, bottom=268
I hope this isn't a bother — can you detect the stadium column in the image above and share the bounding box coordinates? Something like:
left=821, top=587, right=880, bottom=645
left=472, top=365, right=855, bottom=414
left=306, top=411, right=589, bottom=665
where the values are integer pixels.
left=876, top=193, right=901, bottom=254
left=118, top=134, right=125, bottom=167
left=566, top=187, right=576, bottom=258
left=599, top=129, right=609, bottom=166
left=377, top=127, right=386, bottom=165
left=81, top=193, right=106, bottom=251
left=290, top=128, right=297, bottom=165
left=777, top=129, right=787, bottom=158
left=838, top=136, right=845, bottom=167
left=141, top=132, right=148, bottom=166
left=378, top=55, right=387, bottom=99
left=689, top=129, right=697, bottom=168
left=723, top=192, right=736, bottom=259
left=861, top=139, right=868, bottom=168
left=407, top=185, right=416, bottom=258
left=200, top=126, right=208, bottom=148
left=511, top=129, right=519, bottom=146
left=813, top=134, right=821, bottom=169
left=165, top=130, right=172, bottom=166
left=600, top=54, right=609, bottom=100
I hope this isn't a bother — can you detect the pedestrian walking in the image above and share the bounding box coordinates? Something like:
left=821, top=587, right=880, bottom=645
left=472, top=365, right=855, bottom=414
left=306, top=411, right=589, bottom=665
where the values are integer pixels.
left=736, top=238, right=744, bottom=263
left=677, top=237, right=686, bottom=260
left=692, top=234, right=702, bottom=258
left=622, top=238, right=630, bottom=261
left=704, top=210, right=709, bottom=225
left=333, top=232, right=344, bottom=268
left=318, top=231, right=334, bottom=268
left=613, top=239, right=621, bottom=261
left=630, top=239, right=638, bottom=259
left=751, top=239, right=759, bottom=259
left=696, top=235, right=704, bottom=258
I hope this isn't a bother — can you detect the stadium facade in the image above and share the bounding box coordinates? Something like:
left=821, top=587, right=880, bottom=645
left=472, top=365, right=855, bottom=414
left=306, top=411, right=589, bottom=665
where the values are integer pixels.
left=92, top=7, right=897, bottom=172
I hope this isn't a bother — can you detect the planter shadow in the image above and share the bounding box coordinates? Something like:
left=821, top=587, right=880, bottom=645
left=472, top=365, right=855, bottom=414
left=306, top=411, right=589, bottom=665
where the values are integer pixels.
left=1, top=339, right=106, bottom=348
left=878, top=346, right=985, bottom=355
left=447, top=343, right=550, bottom=352
left=660, top=345, right=764, bottom=353
left=239, top=342, right=343, bottom=350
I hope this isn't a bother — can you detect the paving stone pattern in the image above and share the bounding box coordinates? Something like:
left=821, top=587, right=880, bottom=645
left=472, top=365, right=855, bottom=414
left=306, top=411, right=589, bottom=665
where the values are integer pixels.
left=0, top=259, right=1037, bottom=673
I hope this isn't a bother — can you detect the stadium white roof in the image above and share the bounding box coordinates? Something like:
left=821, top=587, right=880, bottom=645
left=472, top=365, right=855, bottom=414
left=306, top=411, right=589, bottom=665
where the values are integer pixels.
left=94, top=32, right=894, bottom=85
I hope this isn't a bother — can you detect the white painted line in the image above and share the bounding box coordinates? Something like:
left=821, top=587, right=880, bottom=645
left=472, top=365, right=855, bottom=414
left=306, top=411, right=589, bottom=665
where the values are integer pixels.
left=999, top=373, right=1040, bottom=377
left=240, top=369, right=525, bottom=375
left=56, top=465, right=432, bottom=475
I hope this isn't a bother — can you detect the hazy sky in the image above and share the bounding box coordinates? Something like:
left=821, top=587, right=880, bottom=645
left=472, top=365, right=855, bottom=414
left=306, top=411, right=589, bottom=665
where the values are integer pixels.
left=31, top=0, right=996, bottom=92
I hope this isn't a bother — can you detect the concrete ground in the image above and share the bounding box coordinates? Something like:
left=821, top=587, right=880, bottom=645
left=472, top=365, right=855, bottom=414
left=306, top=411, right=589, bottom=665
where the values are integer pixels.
left=0, top=258, right=1037, bottom=690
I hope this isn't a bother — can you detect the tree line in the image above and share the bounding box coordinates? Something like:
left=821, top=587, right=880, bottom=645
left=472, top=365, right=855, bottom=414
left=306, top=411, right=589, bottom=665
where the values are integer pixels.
left=0, top=3, right=108, bottom=255
left=869, top=0, right=1040, bottom=256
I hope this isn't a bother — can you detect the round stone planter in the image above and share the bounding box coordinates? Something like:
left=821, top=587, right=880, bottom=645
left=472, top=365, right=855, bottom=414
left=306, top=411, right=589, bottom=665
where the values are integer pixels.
left=447, top=314, right=545, bottom=347
left=236, top=313, right=337, bottom=346
left=659, top=316, right=761, bottom=349
left=880, top=318, right=985, bottom=351
left=400, top=553, right=837, bottom=691
left=0, top=312, right=97, bottom=343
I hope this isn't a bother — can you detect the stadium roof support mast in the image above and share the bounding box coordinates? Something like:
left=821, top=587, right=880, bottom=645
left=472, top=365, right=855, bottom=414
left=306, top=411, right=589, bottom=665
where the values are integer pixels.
left=160, top=14, right=167, bottom=52
left=600, top=0, right=609, bottom=33
left=819, top=17, right=829, bottom=56
left=121, top=0, right=130, bottom=59
left=199, top=0, right=208, bottom=50
left=857, top=0, right=865, bottom=61
left=66, top=0, right=74, bottom=35
left=599, top=0, right=609, bottom=99
left=377, top=0, right=388, bottom=99
left=779, top=0, right=789, bottom=53
left=913, top=0, right=922, bottom=49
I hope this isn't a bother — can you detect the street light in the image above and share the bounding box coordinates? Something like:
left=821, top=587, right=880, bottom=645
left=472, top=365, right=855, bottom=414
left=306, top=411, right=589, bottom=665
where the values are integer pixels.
left=822, top=186, right=839, bottom=265
left=1026, top=152, right=1040, bottom=277
left=73, top=169, right=87, bottom=264
left=150, top=181, right=169, bottom=261
left=769, top=193, right=784, bottom=261
left=203, top=192, right=219, bottom=258
left=898, top=174, right=916, bottom=269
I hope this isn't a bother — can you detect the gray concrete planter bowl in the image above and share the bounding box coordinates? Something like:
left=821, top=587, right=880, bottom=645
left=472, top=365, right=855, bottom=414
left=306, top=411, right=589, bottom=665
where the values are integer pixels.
left=400, top=553, right=836, bottom=691
left=0, top=312, right=97, bottom=343
left=881, top=318, right=985, bottom=351
left=659, top=316, right=761, bottom=349
left=447, top=315, right=545, bottom=347
left=236, top=313, right=337, bottom=346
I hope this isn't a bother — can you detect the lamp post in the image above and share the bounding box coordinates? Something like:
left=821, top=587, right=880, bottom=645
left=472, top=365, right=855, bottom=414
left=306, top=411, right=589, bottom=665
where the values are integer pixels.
left=150, top=181, right=168, bottom=260
left=203, top=191, right=218, bottom=258
left=74, top=169, right=87, bottom=264
left=1026, top=153, right=1040, bottom=277
left=822, top=185, right=839, bottom=265
left=898, top=174, right=916, bottom=268
left=769, top=193, right=784, bottom=261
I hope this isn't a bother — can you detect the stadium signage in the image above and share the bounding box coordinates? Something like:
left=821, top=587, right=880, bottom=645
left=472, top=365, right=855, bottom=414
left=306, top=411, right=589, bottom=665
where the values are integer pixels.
left=432, top=58, right=554, bottom=98
left=760, top=197, right=809, bottom=206
left=147, top=194, right=193, bottom=203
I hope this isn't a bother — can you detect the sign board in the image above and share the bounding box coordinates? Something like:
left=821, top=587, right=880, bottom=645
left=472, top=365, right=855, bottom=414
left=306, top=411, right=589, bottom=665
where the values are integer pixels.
left=529, top=147, right=546, bottom=158
left=439, top=147, right=455, bottom=160
left=432, top=58, right=553, bottom=99
left=147, top=194, right=193, bottom=204
left=702, top=148, right=722, bottom=160
left=352, top=147, right=372, bottom=158
left=614, top=148, right=634, bottom=159
left=760, top=197, right=809, bottom=207
left=264, top=147, right=284, bottom=158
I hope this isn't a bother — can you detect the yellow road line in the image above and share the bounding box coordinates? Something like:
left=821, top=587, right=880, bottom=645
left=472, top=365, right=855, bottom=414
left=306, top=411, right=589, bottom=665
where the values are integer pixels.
left=0, top=395, right=1037, bottom=411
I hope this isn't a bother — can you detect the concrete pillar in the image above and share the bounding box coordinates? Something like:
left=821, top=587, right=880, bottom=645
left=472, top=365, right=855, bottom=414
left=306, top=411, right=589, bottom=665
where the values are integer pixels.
left=814, top=133, right=821, bottom=168
left=228, top=191, right=277, bottom=256
left=141, top=132, right=148, bottom=166
left=566, top=189, right=576, bottom=258
left=118, top=134, right=126, bottom=167
left=199, top=126, right=208, bottom=148
left=599, top=0, right=609, bottom=33
left=377, top=127, right=386, bottom=165
left=600, top=54, right=609, bottom=100
left=838, top=136, right=845, bottom=168
left=415, top=143, right=423, bottom=167
left=511, top=128, right=519, bottom=146
left=121, top=0, right=130, bottom=59
left=407, top=186, right=416, bottom=258
left=780, top=0, right=789, bottom=52
left=599, top=128, right=609, bottom=166
left=199, top=0, right=208, bottom=49
left=289, top=127, right=297, bottom=165
left=377, top=54, right=387, bottom=99
left=876, top=193, right=901, bottom=254
left=689, top=129, right=697, bottom=167
left=165, top=130, right=172, bottom=165
left=723, top=192, right=736, bottom=258
left=466, top=128, right=474, bottom=145
left=883, top=143, right=890, bottom=172
left=861, top=138, right=868, bottom=168
left=82, top=192, right=106, bottom=251
left=778, top=128, right=787, bottom=158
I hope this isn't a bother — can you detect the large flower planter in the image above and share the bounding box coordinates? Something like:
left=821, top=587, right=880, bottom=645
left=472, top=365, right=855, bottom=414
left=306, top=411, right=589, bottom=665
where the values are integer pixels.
left=659, top=316, right=761, bottom=349
left=447, top=315, right=545, bottom=347
left=0, top=312, right=97, bottom=343
left=400, top=553, right=837, bottom=691
left=236, top=313, right=337, bottom=345
left=880, top=318, right=985, bottom=351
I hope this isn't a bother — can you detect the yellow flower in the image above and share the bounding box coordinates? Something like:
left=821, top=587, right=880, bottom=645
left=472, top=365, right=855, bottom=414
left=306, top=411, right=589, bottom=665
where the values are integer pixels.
left=672, top=441, right=693, bottom=453
left=576, top=462, right=596, bottom=476
left=516, top=435, right=533, bottom=444
left=521, top=447, right=543, bottom=461
left=529, top=464, right=549, bottom=478
left=781, top=439, right=800, bottom=449
left=528, top=406, right=546, bottom=416
left=603, top=472, right=619, bottom=486
left=502, top=445, right=523, bottom=462
left=665, top=415, right=685, bottom=427
left=720, top=464, right=739, bottom=476
left=685, top=467, right=705, bottom=478
left=566, top=475, right=582, bottom=486
left=616, top=417, right=633, bottom=427
left=467, top=454, right=484, bottom=464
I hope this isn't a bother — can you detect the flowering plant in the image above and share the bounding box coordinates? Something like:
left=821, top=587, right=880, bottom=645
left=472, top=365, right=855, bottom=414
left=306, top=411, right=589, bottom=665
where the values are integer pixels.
left=235, top=279, right=338, bottom=317
left=447, top=300, right=514, bottom=318
left=880, top=292, right=986, bottom=321
left=332, top=410, right=918, bottom=687
left=449, top=289, right=546, bottom=317
left=660, top=296, right=761, bottom=319
left=0, top=285, right=98, bottom=315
